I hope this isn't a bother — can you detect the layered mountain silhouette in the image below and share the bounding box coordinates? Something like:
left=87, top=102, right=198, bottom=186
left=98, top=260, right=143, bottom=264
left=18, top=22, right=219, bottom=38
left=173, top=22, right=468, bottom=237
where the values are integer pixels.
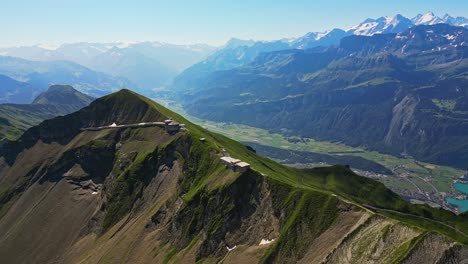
left=176, top=24, right=468, bottom=169
left=174, top=12, right=468, bottom=90
left=0, top=74, right=38, bottom=104
left=0, top=56, right=133, bottom=97
left=0, top=42, right=216, bottom=92
left=32, top=85, right=94, bottom=106
left=0, top=85, right=93, bottom=140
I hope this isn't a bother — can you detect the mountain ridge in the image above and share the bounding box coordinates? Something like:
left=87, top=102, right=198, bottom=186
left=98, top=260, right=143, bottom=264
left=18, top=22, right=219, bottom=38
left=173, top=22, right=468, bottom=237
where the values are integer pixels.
left=0, top=85, right=93, bottom=141
left=173, top=12, right=468, bottom=90
left=1, top=90, right=468, bottom=263
left=0, top=74, right=38, bottom=104
left=0, top=42, right=217, bottom=92
left=177, top=24, right=468, bottom=169
left=32, top=85, right=94, bottom=106
left=0, top=55, right=135, bottom=97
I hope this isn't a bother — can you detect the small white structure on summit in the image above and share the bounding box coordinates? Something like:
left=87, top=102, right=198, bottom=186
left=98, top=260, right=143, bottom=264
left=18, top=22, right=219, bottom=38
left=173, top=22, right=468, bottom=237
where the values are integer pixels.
left=166, top=121, right=180, bottom=133
left=220, top=156, right=250, bottom=172
left=164, top=118, right=181, bottom=133
left=235, top=162, right=251, bottom=172
left=110, top=122, right=118, bottom=127
left=220, top=156, right=241, bottom=165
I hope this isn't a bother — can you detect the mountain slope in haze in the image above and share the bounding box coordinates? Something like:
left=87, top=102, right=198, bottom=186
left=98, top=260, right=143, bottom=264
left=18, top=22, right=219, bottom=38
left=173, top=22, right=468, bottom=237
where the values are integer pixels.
left=33, top=85, right=94, bottom=106
left=83, top=42, right=216, bottom=90
left=0, top=42, right=216, bottom=72
left=0, top=74, right=38, bottom=104
left=0, top=85, right=93, bottom=140
left=173, top=12, right=468, bottom=90
left=0, top=56, right=134, bottom=97
left=290, top=28, right=350, bottom=49
left=178, top=24, right=468, bottom=169
left=0, top=89, right=467, bottom=263
left=111, top=42, right=217, bottom=72
left=89, top=47, right=177, bottom=89
left=0, top=42, right=216, bottom=93
left=173, top=40, right=291, bottom=90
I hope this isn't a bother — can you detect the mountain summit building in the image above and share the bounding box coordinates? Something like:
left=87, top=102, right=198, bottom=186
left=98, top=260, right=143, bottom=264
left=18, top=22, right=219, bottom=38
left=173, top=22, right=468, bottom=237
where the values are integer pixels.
left=220, top=156, right=251, bottom=172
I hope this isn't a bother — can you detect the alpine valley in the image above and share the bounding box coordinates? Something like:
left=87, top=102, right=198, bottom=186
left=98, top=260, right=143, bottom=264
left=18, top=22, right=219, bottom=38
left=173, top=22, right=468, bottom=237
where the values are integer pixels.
left=176, top=24, right=468, bottom=170
left=169, top=13, right=468, bottom=217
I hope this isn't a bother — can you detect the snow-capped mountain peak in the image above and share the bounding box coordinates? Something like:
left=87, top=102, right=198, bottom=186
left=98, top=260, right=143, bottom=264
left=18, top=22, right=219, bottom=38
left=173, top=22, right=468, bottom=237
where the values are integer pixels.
left=314, top=30, right=331, bottom=40
left=412, top=12, right=444, bottom=25
left=349, top=14, right=413, bottom=36
left=223, top=38, right=256, bottom=49
left=223, top=12, right=467, bottom=52
left=349, top=17, right=383, bottom=35
left=389, top=14, right=405, bottom=25
left=295, top=30, right=331, bottom=42
left=442, top=14, right=455, bottom=24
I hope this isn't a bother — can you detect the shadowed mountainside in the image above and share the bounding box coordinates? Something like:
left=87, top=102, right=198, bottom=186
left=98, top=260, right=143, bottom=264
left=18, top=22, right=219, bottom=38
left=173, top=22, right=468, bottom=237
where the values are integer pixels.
left=0, top=85, right=93, bottom=140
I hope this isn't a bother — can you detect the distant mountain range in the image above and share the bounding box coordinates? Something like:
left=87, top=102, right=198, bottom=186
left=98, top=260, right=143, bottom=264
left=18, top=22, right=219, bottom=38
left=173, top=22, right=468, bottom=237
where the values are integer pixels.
left=0, top=12, right=464, bottom=97
left=349, top=12, right=467, bottom=36
left=0, top=56, right=134, bottom=98
left=0, top=85, right=93, bottom=140
left=0, top=42, right=216, bottom=90
left=174, top=12, right=468, bottom=90
left=0, top=74, right=38, bottom=104
left=177, top=24, right=468, bottom=169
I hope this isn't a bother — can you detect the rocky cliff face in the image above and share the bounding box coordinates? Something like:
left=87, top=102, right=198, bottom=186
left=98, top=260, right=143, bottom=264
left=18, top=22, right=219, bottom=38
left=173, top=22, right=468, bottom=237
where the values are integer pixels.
left=0, top=90, right=466, bottom=263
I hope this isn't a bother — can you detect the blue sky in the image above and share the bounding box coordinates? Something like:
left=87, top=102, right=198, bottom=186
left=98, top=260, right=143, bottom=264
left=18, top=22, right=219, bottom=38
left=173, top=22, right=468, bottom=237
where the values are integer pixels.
left=1, top=0, right=467, bottom=47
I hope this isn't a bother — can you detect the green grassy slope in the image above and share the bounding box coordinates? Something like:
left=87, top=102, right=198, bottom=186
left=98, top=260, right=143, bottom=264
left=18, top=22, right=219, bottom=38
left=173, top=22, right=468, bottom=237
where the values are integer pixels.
left=0, top=85, right=93, bottom=141
left=1, top=89, right=467, bottom=264
left=128, top=90, right=468, bottom=245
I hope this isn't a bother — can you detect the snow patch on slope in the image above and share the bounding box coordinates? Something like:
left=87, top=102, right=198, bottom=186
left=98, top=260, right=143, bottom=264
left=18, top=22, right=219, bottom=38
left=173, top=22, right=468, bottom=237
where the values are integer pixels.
left=259, top=238, right=275, bottom=245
